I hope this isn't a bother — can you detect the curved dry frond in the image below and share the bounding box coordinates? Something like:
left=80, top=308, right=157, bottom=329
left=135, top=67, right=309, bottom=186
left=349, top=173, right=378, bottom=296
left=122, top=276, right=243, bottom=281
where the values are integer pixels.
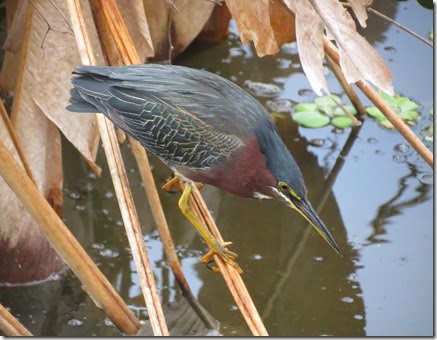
left=1, top=0, right=101, bottom=173
left=347, top=0, right=368, bottom=28
left=308, top=0, right=393, bottom=95
left=284, top=0, right=328, bottom=95
left=226, top=0, right=295, bottom=57
left=143, top=0, right=215, bottom=60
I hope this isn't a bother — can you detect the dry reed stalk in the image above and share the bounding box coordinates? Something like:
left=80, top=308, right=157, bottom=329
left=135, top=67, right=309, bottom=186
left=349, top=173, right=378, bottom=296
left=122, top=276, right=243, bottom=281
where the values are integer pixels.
left=325, top=54, right=366, bottom=117
left=324, top=37, right=433, bottom=167
left=88, top=0, right=269, bottom=335
left=187, top=183, right=269, bottom=336
left=89, top=0, right=217, bottom=329
left=67, top=0, right=169, bottom=335
left=89, top=0, right=194, bottom=298
left=0, top=303, right=32, bottom=336
left=0, top=139, right=139, bottom=334
left=0, top=99, right=36, bottom=185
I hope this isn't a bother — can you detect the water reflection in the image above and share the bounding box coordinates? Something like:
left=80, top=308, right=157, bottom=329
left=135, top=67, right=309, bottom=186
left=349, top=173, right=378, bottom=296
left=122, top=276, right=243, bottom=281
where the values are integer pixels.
left=366, top=163, right=432, bottom=245
left=193, top=115, right=365, bottom=335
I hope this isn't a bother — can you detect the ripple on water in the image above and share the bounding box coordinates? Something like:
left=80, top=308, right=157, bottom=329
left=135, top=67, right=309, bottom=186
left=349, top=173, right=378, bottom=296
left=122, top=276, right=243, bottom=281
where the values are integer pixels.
left=418, top=173, right=433, bottom=185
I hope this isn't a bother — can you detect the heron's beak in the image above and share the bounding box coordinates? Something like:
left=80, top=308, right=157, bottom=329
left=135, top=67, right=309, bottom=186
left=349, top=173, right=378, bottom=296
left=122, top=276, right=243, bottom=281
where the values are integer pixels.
left=289, top=197, right=341, bottom=255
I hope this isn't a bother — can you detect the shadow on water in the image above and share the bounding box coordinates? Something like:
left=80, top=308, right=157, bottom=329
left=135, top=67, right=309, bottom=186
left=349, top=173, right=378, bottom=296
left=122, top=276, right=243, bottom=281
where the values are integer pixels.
left=0, top=1, right=433, bottom=336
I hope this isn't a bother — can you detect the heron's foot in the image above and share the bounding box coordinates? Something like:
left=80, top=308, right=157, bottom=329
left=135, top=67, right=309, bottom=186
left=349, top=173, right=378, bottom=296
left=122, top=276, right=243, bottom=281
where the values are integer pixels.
left=178, top=183, right=243, bottom=274
left=199, top=241, right=243, bottom=274
left=162, top=176, right=203, bottom=193
left=162, top=176, right=182, bottom=193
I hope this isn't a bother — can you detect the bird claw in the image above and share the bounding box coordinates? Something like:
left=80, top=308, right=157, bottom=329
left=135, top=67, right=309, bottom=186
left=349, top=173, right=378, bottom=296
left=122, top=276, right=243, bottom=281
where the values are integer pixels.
left=162, top=176, right=182, bottom=193
left=162, top=176, right=203, bottom=193
left=199, top=241, right=243, bottom=274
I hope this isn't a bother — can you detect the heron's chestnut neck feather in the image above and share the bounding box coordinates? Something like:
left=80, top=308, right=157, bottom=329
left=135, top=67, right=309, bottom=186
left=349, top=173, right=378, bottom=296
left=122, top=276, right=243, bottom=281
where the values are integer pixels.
left=178, top=135, right=277, bottom=198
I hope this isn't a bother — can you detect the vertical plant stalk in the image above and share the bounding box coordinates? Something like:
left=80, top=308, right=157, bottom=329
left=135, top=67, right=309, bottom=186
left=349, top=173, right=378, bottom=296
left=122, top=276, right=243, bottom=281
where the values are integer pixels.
left=0, top=303, right=32, bottom=336
left=89, top=0, right=268, bottom=335
left=0, top=100, right=36, bottom=185
left=89, top=0, right=217, bottom=330
left=188, top=184, right=269, bottom=336
left=325, top=54, right=366, bottom=117
left=67, top=0, right=169, bottom=336
left=0, top=139, right=139, bottom=334
left=324, top=37, right=433, bottom=167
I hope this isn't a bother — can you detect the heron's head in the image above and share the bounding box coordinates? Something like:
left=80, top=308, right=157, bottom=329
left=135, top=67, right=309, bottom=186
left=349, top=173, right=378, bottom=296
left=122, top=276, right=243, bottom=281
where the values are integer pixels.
left=256, top=123, right=341, bottom=254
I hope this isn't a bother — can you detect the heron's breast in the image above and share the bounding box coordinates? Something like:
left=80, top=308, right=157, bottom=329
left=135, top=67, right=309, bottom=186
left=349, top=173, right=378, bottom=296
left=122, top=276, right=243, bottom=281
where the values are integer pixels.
left=178, top=136, right=277, bottom=198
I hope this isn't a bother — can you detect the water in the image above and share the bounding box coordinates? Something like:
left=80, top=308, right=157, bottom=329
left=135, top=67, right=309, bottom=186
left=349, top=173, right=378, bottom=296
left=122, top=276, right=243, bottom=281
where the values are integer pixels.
left=0, top=1, right=433, bottom=336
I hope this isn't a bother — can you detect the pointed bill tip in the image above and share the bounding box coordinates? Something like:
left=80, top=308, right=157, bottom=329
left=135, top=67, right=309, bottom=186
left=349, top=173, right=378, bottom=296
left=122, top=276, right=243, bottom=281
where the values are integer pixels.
left=295, top=198, right=341, bottom=255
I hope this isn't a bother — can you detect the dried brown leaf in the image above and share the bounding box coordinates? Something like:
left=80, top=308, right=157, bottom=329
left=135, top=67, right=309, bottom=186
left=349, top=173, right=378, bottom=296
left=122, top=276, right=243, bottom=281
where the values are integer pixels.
left=0, top=0, right=27, bottom=91
left=143, top=0, right=215, bottom=61
left=347, top=0, right=368, bottom=28
left=285, top=0, right=393, bottom=96
left=117, top=0, right=154, bottom=61
left=284, top=0, right=328, bottom=95
left=0, top=103, right=64, bottom=283
left=11, top=0, right=101, bottom=173
left=2, top=0, right=28, bottom=53
left=226, top=0, right=295, bottom=57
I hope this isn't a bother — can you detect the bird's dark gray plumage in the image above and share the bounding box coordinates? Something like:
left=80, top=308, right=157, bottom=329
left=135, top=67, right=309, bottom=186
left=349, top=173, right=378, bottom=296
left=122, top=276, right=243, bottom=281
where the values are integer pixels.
left=67, top=64, right=340, bottom=256
left=67, top=64, right=307, bottom=197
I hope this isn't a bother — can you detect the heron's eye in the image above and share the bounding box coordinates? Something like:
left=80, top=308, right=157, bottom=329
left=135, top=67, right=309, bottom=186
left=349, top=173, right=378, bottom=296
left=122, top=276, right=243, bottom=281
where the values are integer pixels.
left=278, top=182, right=289, bottom=191
left=278, top=181, right=302, bottom=200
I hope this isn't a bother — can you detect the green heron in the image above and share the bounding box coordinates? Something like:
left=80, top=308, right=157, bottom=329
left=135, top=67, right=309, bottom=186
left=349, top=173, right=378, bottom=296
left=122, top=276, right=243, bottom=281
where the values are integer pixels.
left=67, top=64, right=340, bottom=273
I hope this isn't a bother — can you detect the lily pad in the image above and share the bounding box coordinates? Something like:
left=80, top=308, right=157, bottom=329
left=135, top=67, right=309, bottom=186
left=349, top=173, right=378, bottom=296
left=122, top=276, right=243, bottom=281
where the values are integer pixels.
left=314, top=94, right=341, bottom=108
left=425, top=124, right=433, bottom=142
left=332, top=116, right=353, bottom=128
left=314, top=95, right=341, bottom=116
left=366, top=107, right=387, bottom=121
left=333, top=105, right=357, bottom=116
left=293, top=111, right=330, bottom=128
left=379, top=120, right=394, bottom=129
left=295, top=102, right=318, bottom=113
left=399, top=110, right=419, bottom=121
left=379, top=91, right=397, bottom=108
left=396, top=97, right=420, bottom=112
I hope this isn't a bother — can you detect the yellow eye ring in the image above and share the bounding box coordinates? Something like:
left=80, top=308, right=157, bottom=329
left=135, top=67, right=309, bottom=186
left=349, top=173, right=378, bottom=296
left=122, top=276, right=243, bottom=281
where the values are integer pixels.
left=279, top=182, right=289, bottom=190
left=278, top=181, right=302, bottom=201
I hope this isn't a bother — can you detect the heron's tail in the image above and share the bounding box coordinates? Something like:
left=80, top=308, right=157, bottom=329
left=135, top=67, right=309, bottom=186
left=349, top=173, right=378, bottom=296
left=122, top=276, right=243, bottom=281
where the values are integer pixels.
left=66, top=66, right=113, bottom=113
left=66, top=87, right=98, bottom=113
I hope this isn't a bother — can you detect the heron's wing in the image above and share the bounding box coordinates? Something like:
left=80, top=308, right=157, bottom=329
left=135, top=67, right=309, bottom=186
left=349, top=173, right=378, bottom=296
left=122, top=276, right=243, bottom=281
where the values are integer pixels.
left=72, top=65, right=273, bottom=139
left=69, top=75, right=244, bottom=169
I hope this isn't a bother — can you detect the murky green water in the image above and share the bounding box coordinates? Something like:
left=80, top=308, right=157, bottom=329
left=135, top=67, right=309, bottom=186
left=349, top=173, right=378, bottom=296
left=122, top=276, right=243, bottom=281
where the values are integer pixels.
left=0, top=1, right=433, bottom=336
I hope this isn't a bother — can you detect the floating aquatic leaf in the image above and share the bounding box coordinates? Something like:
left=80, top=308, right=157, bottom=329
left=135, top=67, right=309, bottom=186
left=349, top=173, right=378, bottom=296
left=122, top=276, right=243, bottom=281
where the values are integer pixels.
left=332, top=115, right=353, bottom=128
left=334, top=105, right=357, bottom=116
left=314, top=95, right=342, bottom=116
left=314, top=94, right=341, bottom=107
left=396, top=97, right=420, bottom=112
left=378, top=90, right=397, bottom=108
left=366, top=107, right=386, bottom=121
left=295, top=102, right=318, bottom=112
left=293, top=111, right=330, bottom=128
left=379, top=120, right=394, bottom=129
left=425, top=124, right=433, bottom=141
left=399, top=110, right=418, bottom=122
left=365, top=92, right=420, bottom=129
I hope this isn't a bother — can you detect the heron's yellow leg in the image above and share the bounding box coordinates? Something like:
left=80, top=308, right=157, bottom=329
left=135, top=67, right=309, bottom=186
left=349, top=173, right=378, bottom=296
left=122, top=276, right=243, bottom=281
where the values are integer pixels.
left=178, top=184, right=243, bottom=274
